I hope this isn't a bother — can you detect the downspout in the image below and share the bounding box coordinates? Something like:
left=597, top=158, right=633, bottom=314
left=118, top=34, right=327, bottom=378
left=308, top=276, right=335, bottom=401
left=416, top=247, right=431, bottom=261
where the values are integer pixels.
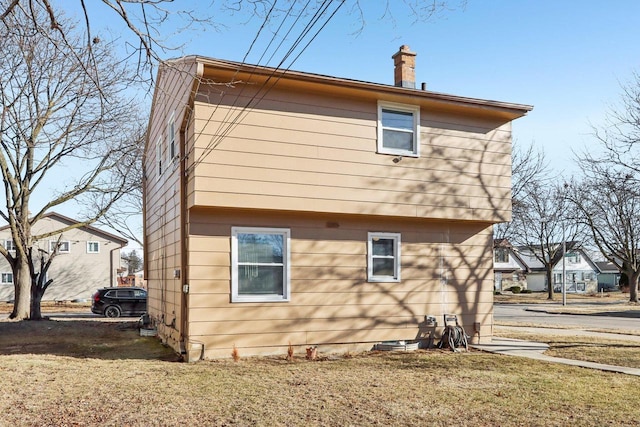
left=180, top=60, right=205, bottom=361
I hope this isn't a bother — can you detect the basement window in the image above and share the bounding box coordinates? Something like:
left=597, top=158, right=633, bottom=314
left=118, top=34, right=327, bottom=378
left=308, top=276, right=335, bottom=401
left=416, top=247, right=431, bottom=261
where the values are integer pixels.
left=231, top=227, right=291, bottom=302
left=368, top=232, right=401, bottom=282
left=377, top=102, right=420, bottom=157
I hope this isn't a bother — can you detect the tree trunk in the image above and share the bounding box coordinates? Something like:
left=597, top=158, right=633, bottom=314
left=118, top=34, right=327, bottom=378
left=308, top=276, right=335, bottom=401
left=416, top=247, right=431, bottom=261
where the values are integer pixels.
left=628, top=270, right=639, bottom=303
left=10, top=261, right=31, bottom=320
left=546, top=266, right=554, bottom=300
left=30, top=288, right=44, bottom=320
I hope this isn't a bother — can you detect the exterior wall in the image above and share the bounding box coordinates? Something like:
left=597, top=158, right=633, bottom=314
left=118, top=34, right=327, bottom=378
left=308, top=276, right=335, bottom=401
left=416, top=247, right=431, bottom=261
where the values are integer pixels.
left=0, top=215, right=124, bottom=301
left=183, top=208, right=495, bottom=359
left=144, top=59, right=528, bottom=359
left=145, top=60, right=200, bottom=352
left=188, top=81, right=513, bottom=224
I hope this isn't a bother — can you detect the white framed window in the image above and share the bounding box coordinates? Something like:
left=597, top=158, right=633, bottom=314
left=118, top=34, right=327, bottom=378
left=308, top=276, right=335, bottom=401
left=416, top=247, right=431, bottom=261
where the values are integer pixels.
left=1, top=272, right=13, bottom=284
left=87, top=241, right=100, bottom=253
left=4, top=239, right=16, bottom=253
left=377, top=101, right=420, bottom=157
left=50, top=240, right=70, bottom=254
left=367, top=232, right=401, bottom=282
left=167, top=112, right=177, bottom=162
left=494, top=248, right=509, bottom=263
left=231, top=227, right=290, bottom=303
left=156, top=136, right=163, bottom=178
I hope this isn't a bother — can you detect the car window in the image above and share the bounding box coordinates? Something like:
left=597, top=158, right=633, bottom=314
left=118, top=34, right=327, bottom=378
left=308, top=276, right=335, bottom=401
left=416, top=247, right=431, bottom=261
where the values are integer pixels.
left=116, top=290, right=134, bottom=298
left=133, top=290, right=147, bottom=297
left=104, top=290, right=116, bottom=298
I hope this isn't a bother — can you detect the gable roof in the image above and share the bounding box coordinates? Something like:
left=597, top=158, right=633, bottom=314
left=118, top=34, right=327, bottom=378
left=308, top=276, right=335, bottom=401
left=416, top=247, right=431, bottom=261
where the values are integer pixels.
left=162, top=55, right=533, bottom=122
left=0, top=212, right=128, bottom=246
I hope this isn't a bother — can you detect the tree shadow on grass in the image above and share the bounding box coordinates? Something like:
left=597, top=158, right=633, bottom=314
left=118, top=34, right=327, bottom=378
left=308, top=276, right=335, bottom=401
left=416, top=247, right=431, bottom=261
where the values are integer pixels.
left=0, top=319, right=180, bottom=361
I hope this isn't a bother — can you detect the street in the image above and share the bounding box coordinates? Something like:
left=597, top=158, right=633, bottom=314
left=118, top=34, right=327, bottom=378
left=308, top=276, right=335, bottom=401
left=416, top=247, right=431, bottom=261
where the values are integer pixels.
left=494, top=303, right=640, bottom=332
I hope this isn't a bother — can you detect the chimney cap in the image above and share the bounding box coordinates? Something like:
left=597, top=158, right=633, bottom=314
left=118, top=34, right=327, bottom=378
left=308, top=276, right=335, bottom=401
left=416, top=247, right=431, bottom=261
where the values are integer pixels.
left=392, top=45, right=416, bottom=59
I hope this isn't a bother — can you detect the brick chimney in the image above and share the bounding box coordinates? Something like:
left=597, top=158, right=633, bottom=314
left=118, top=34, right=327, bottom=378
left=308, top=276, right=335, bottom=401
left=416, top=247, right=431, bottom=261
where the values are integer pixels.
left=392, top=45, right=416, bottom=89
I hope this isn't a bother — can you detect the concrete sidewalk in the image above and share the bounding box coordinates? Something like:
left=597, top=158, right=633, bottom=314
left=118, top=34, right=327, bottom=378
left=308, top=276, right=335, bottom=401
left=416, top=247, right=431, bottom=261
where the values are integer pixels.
left=472, top=328, right=640, bottom=376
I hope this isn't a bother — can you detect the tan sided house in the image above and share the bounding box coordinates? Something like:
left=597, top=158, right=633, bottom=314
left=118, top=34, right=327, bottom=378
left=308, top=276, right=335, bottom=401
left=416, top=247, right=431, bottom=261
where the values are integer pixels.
left=0, top=212, right=127, bottom=302
left=144, top=46, right=532, bottom=360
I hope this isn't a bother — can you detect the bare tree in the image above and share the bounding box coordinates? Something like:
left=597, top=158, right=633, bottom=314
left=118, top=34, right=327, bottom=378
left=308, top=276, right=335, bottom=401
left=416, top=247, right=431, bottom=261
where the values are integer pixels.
left=494, top=140, right=548, bottom=240
left=509, top=182, right=582, bottom=299
left=569, top=73, right=640, bottom=302
left=0, top=6, right=142, bottom=319
left=566, top=168, right=640, bottom=302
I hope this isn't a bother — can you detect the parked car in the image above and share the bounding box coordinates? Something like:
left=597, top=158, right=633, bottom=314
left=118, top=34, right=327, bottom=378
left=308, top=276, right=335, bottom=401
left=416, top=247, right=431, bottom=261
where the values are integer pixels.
left=91, top=286, right=147, bottom=318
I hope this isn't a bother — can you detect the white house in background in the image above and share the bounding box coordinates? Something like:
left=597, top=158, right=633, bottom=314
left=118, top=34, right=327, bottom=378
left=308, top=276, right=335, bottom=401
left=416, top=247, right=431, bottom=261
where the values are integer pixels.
left=0, top=212, right=127, bottom=302
left=515, top=245, right=599, bottom=293
left=493, top=239, right=528, bottom=291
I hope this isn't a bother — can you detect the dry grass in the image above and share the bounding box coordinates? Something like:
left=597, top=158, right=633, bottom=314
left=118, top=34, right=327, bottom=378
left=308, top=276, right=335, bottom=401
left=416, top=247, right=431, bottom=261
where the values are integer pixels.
left=1, top=319, right=640, bottom=426
left=494, top=291, right=628, bottom=305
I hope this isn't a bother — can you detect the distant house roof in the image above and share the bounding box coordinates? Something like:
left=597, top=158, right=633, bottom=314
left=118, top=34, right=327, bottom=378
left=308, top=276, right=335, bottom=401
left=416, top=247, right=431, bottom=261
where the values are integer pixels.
left=595, top=261, right=619, bottom=274
left=0, top=211, right=127, bottom=246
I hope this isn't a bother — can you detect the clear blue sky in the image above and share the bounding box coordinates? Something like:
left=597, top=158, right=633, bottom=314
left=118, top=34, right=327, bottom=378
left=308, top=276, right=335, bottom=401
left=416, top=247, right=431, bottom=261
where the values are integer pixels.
left=59, top=0, right=640, bottom=247
left=153, top=0, right=639, bottom=175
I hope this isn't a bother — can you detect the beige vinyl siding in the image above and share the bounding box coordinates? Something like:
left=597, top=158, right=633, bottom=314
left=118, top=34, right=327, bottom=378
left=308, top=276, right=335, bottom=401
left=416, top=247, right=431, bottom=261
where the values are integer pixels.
left=183, top=208, right=493, bottom=358
left=187, top=84, right=513, bottom=223
left=145, top=60, right=200, bottom=348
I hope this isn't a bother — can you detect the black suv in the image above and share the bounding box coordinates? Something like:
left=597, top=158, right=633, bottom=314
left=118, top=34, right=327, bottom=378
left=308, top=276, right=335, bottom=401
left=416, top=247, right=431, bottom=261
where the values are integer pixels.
left=92, top=287, right=147, bottom=318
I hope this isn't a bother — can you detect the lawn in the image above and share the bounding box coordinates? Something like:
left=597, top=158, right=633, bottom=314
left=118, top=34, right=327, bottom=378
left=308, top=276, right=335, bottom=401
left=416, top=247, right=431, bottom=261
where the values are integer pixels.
left=0, top=319, right=639, bottom=426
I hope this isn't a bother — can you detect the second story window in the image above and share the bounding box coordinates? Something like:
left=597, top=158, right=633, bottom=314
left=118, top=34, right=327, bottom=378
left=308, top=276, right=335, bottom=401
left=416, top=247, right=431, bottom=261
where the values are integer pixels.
left=50, top=240, right=70, bottom=254
left=87, top=241, right=100, bottom=253
left=168, top=112, right=177, bottom=162
left=377, top=102, right=420, bottom=157
left=1, top=272, right=13, bottom=284
left=494, top=248, right=509, bottom=263
left=4, top=239, right=16, bottom=253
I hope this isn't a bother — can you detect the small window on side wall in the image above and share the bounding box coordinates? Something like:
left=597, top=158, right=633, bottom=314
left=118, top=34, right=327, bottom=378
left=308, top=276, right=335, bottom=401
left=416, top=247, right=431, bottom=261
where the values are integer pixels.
left=368, top=232, right=401, bottom=282
left=377, top=102, right=420, bottom=157
left=87, top=241, right=100, bottom=254
left=50, top=240, right=70, bottom=254
left=1, top=272, right=13, bottom=284
left=231, top=227, right=291, bottom=302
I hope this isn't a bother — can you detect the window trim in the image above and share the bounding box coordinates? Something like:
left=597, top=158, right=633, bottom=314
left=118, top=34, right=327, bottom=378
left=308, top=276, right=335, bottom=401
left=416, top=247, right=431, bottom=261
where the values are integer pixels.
left=87, top=241, right=100, bottom=254
left=494, top=248, right=510, bottom=263
left=231, top=226, right=291, bottom=303
left=377, top=101, right=420, bottom=157
left=49, top=240, right=70, bottom=254
left=167, top=111, right=177, bottom=164
left=1, top=272, right=13, bottom=284
left=367, top=232, right=401, bottom=283
left=4, top=239, right=16, bottom=253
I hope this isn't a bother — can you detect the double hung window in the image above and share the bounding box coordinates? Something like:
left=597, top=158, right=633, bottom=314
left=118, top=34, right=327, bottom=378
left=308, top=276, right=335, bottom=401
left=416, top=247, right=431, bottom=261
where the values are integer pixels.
left=377, top=102, right=420, bottom=157
left=231, top=227, right=290, bottom=302
left=367, top=232, right=401, bottom=282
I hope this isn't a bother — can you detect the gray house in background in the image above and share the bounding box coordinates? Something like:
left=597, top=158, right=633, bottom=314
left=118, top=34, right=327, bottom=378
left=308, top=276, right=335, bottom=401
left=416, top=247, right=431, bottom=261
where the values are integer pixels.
left=595, top=261, right=621, bottom=292
left=0, top=212, right=127, bottom=301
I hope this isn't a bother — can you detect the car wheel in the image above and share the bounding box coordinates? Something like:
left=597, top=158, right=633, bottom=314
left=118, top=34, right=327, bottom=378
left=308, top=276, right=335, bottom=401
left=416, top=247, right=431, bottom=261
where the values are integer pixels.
left=104, top=306, right=121, bottom=318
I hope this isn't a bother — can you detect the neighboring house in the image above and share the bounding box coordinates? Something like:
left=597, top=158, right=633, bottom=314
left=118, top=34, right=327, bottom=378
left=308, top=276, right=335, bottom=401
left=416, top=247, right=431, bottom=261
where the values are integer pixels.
left=516, top=245, right=599, bottom=293
left=0, top=212, right=127, bottom=302
left=493, top=239, right=528, bottom=291
left=144, top=46, right=532, bottom=360
left=595, top=261, right=621, bottom=292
